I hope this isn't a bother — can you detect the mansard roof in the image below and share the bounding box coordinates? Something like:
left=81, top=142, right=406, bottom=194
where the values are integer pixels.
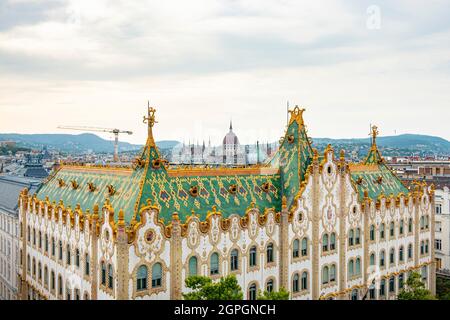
left=33, top=105, right=410, bottom=226
left=349, top=126, right=409, bottom=201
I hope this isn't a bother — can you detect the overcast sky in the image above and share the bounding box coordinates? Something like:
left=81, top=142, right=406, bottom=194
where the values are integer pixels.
left=0, top=0, right=449, bottom=145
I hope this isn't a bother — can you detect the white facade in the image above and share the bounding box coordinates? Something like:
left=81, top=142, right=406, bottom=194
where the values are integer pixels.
left=435, top=186, right=450, bottom=272
left=0, top=211, right=19, bottom=300
left=17, top=148, right=435, bottom=301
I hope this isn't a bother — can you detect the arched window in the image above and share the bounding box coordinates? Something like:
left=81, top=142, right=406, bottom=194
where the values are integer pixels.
left=399, top=246, right=404, bottom=262
left=399, top=220, right=404, bottom=235
left=27, top=226, right=30, bottom=242
left=322, top=266, right=329, bottom=284
left=108, top=264, right=114, bottom=289
left=379, top=279, right=386, bottom=297
left=389, top=248, right=395, bottom=265
left=370, top=225, right=375, bottom=241
left=51, top=271, right=55, bottom=290
left=85, top=254, right=90, bottom=276
left=152, top=263, right=162, bottom=288
left=249, top=246, right=257, bottom=267
left=188, top=256, right=198, bottom=276
left=267, top=243, right=274, bottom=263
left=32, top=258, right=36, bottom=276
left=380, top=224, right=385, bottom=240
left=38, top=262, right=42, bottom=281
left=370, top=253, right=375, bottom=266
left=58, top=241, right=63, bottom=261
left=301, top=238, right=308, bottom=256
left=51, top=237, right=55, bottom=256
left=75, top=249, right=80, bottom=268
left=349, top=229, right=354, bottom=246
left=230, top=249, right=239, bottom=271
left=399, top=273, right=405, bottom=290
left=27, top=254, right=30, bottom=272
left=420, top=216, right=425, bottom=230
left=210, top=253, right=219, bottom=275
left=293, top=239, right=300, bottom=258
left=351, top=289, right=358, bottom=301
left=66, top=244, right=71, bottom=265
left=425, top=240, right=429, bottom=254
left=137, top=265, right=148, bottom=291
left=322, top=234, right=329, bottom=252
left=301, top=272, right=308, bottom=290
left=44, top=266, right=48, bottom=286
left=38, top=231, right=42, bottom=248
left=266, top=279, right=274, bottom=293
left=33, top=228, right=36, bottom=245
left=101, top=262, right=106, bottom=285
left=348, top=260, right=354, bottom=277
left=330, top=264, right=336, bottom=282
left=389, top=276, right=395, bottom=293
left=292, top=274, right=299, bottom=293
left=355, top=228, right=361, bottom=245
left=45, top=234, right=48, bottom=252
left=380, top=251, right=385, bottom=267
left=75, top=288, right=80, bottom=300
left=355, top=258, right=361, bottom=275
left=408, top=244, right=413, bottom=260
left=84, top=292, right=89, bottom=300
left=330, top=233, right=336, bottom=251
left=420, top=241, right=425, bottom=255
left=425, top=215, right=429, bottom=229
left=248, top=283, right=257, bottom=300
left=58, top=275, right=63, bottom=297
left=421, top=266, right=428, bottom=281
left=390, top=222, right=395, bottom=238
left=408, top=218, right=413, bottom=233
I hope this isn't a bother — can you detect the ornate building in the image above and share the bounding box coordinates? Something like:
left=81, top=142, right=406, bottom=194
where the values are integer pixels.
left=0, top=176, right=41, bottom=300
left=17, top=106, right=435, bottom=300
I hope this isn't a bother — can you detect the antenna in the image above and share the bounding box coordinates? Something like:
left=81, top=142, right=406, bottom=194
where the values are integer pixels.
left=287, top=101, right=289, bottom=127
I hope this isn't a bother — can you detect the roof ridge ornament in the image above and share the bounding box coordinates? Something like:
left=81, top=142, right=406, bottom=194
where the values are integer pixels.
left=288, top=105, right=305, bottom=125
left=143, top=101, right=157, bottom=146
left=371, top=125, right=379, bottom=147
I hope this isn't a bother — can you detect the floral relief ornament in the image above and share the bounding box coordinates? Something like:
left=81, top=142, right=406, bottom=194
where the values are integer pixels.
left=188, top=220, right=199, bottom=248
left=210, top=216, right=220, bottom=244
left=230, top=216, right=240, bottom=241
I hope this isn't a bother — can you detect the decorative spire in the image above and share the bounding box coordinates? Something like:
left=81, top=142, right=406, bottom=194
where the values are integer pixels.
left=371, top=125, right=379, bottom=147
left=143, top=101, right=157, bottom=147
left=365, top=125, right=383, bottom=165
left=288, top=106, right=305, bottom=126
left=230, top=119, right=233, bottom=131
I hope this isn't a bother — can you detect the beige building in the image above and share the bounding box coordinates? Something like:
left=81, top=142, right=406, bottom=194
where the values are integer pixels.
left=16, top=106, right=435, bottom=300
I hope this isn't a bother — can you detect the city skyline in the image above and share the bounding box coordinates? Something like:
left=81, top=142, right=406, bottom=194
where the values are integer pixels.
left=0, top=0, right=449, bottom=145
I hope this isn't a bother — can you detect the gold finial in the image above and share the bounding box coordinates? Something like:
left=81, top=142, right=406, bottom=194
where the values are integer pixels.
left=370, top=125, right=379, bottom=146
left=143, top=101, right=157, bottom=141
left=282, top=196, right=287, bottom=209
left=288, top=106, right=306, bottom=125
left=118, top=209, right=125, bottom=226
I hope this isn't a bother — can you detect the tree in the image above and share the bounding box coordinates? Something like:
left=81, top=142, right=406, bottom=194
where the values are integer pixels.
left=436, top=275, right=450, bottom=300
left=183, top=274, right=244, bottom=300
left=398, top=272, right=436, bottom=300
left=257, top=287, right=290, bottom=300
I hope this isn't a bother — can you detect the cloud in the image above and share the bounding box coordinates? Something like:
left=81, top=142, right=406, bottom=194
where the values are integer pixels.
left=0, top=0, right=449, bottom=143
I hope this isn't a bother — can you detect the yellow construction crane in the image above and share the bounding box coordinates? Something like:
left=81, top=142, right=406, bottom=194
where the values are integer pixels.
left=57, top=126, right=133, bottom=162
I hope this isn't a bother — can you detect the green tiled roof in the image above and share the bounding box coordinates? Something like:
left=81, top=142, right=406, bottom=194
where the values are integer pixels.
left=267, top=117, right=313, bottom=208
left=34, top=107, right=314, bottom=225
left=350, top=141, right=409, bottom=201
left=36, top=166, right=144, bottom=224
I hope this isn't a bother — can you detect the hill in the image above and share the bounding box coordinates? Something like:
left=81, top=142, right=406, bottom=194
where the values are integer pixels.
left=1, top=133, right=449, bottom=158
left=0, top=133, right=141, bottom=154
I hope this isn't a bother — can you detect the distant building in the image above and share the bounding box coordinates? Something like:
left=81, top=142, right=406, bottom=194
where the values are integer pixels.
left=435, top=186, right=450, bottom=272
left=0, top=176, right=41, bottom=300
